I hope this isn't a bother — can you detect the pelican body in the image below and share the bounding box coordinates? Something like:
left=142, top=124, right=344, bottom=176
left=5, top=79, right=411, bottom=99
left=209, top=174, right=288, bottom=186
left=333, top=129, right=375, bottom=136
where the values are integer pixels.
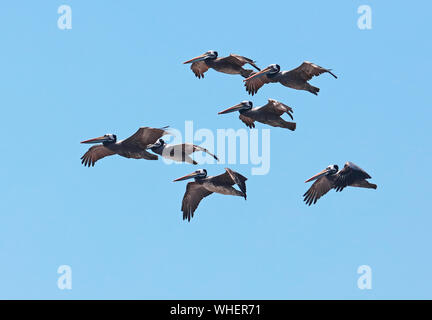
left=80, top=127, right=169, bottom=167
left=148, top=139, right=219, bottom=165
left=303, top=162, right=377, bottom=205
left=218, top=99, right=296, bottom=131
left=173, top=168, right=248, bottom=221
left=183, top=50, right=260, bottom=79
left=244, top=62, right=337, bottom=95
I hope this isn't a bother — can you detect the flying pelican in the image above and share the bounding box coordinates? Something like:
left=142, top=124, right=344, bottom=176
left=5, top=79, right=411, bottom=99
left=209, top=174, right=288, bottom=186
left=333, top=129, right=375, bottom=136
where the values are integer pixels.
left=243, top=61, right=337, bottom=96
left=80, top=127, right=169, bottom=167
left=183, top=50, right=260, bottom=79
left=218, top=99, right=296, bottom=131
left=173, top=168, right=247, bottom=221
left=147, top=139, right=219, bottom=164
left=303, top=162, right=377, bottom=206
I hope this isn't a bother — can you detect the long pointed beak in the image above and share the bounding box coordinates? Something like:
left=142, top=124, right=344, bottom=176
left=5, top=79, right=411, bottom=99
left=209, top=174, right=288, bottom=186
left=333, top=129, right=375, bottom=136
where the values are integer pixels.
left=243, top=66, right=272, bottom=82
left=173, top=172, right=198, bottom=182
left=183, top=53, right=208, bottom=64
left=80, top=136, right=108, bottom=144
left=218, top=103, right=243, bottom=115
left=305, top=169, right=329, bottom=183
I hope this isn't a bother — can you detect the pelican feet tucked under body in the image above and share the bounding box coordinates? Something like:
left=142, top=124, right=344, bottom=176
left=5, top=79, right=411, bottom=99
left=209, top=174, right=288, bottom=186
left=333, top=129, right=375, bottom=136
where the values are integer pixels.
left=244, top=61, right=337, bottom=96
left=147, top=139, right=219, bottom=165
left=183, top=50, right=260, bottom=79
left=80, top=127, right=169, bottom=167
left=173, top=168, right=248, bottom=221
left=218, top=99, right=296, bottom=131
left=303, top=162, right=377, bottom=206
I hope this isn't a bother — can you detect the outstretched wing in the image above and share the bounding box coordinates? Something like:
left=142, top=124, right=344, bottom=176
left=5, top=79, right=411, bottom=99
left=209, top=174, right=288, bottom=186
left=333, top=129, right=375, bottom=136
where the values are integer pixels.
left=121, top=127, right=169, bottom=150
left=211, top=168, right=248, bottom=198
left=81, top=145, right=116, bottom=167
left=239, top=114, right=256, bottom=128
left=303, top=175, right=336, bottom=206
left=288, top=61, right=337, bottom=82
left=190, top=61, right=209, bottom=79
left=119, top=149, right=159, bottom=160
left=333, top=162, right=372, bottom=192
left=244, top=73, right=273, bottom=96
left=188, top=144, right=219, bottom=161
left=260, top=99, right=294, bottom=119
left=219, top=54, right=260, bottom=71
left=181, top=182, right=213, bottom=222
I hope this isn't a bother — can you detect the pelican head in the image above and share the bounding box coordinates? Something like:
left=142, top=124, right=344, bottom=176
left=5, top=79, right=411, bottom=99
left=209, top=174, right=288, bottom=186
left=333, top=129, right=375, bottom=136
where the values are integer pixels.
left=147, top=138, right=165, bottom=149
left=305, top=164, right=339, bottom=183
left=183, top=50, right=218, bottom=64
left=81, top=134, right=117, bottom=145
left=173, top=169, right=207, bottom=182
left=218, top=101, right=253, bottom=115
left=243, top=64, right=280, bottom=81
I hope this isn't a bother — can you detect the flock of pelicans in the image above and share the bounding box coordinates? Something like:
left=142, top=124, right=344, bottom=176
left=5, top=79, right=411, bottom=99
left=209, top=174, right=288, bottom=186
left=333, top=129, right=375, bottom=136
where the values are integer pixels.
left=80, top=50, right=377, bottom=221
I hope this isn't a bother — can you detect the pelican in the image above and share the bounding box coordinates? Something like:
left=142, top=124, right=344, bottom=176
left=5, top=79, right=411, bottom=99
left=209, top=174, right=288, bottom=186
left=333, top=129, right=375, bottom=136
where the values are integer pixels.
left=218, top=99, right=296, bottom=131
left=80, top=127, right=169, bottom=167
left=303, top=162, right=377, bottom=206
left=147, top=139, right=219, bottom=164
left=173, top=168, right=247, bottom=221
left=183, top=50, right=260, bottom=79
left=243, top=61, right=337, bottom=95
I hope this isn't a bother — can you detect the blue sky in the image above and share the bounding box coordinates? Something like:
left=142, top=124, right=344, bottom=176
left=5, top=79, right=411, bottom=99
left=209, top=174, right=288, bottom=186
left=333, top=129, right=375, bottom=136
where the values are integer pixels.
left=0, top=1, right=431, bottom=299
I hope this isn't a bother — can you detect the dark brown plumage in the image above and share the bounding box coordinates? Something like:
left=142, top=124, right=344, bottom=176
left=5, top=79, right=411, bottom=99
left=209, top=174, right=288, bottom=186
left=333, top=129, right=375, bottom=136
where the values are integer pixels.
left=80, top=127, right=169, bottom=167
left=303, top=162, right=377, bottom=206
left=174, top=168, right=247, bottom=222
left=244, top=61, right=337, bottom=95
left=218, top=99, right=296, bottom=131
left=184, top=51, right=260, bottom=79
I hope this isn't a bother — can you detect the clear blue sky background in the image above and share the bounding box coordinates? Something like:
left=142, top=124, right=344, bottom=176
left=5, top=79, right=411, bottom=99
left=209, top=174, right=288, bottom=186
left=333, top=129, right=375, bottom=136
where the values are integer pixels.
left=0, top=1, right=431, bottom=299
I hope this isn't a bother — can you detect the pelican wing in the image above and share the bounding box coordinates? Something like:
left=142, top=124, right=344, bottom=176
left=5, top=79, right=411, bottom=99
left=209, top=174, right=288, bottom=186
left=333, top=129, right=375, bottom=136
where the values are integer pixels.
left=122, top=127, right=169, bottom=150
left=189, top=144, right=219, bottom=161
left=303, top=175, right=337, bottom=206
left=211, top=168, right=247, bottom=198
left=119, top=149, right=159, bottom=160
left=220, top=54, right=260, bottom=71
left=289, top=61, right=337, bottom=81
left=333, top=162, right=372, bottom=192
left=190, top=61, right=209, bottom=79
left=81, top=145, right=116, bottom=167
left=181, top=182, right=213, bottom=222
left=244, top=73, right=272, bottom=96
left=239, top=114, right=256, bottom=128
left=260, top=99, right=294, bottom=119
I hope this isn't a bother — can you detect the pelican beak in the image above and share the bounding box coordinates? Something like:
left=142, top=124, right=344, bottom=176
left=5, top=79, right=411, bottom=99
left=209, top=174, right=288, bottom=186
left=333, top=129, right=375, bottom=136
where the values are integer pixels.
left=243, top=66, right=273, bottom=82
left=305, top=168, right=330, bottom=183
left=173, top=171, right=199, bottom=182
left=80, top=136, right=109, bottom=144
left=218, top=103, right=244, bottom=115
left=183, top=53, right=208, bottom=64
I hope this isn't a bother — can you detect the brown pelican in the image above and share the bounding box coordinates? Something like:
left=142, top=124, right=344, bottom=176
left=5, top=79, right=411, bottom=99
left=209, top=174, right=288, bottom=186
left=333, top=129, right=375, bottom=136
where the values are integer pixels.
left=303, top=162, right=377, bottom=206
left=80, top=127, right=169, bottom=167
left=183, top=50, right=260, bottom=79
left=218, top=99, right=296, bottom=131
left=243, top=61, right=337, bottom=95
left=173, top=168, right=247, bottom=221
left=147, top=139, right=219, bottom=164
